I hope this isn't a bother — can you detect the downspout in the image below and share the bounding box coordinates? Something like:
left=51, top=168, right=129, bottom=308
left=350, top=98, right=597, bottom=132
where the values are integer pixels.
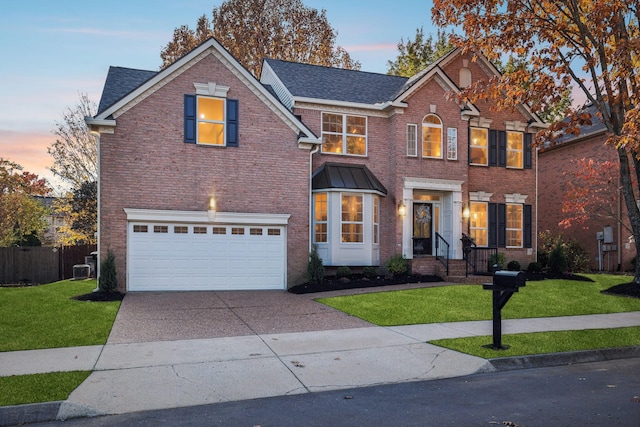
left=618, top=184, right=622, bottom=270
left=309, top=144, right=320, bottom=253
left=535, top=146, right=539, bottom=263
left=90, top=130, right=101, bottom=292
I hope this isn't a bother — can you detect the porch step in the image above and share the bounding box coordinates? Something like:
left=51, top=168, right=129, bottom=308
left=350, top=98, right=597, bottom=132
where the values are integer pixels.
left=411, top=256, right=489, bottom=284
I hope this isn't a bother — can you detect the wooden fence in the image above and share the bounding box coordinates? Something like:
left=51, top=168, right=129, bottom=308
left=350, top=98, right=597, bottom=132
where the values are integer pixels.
left=0, top=245, right=96, bottom=285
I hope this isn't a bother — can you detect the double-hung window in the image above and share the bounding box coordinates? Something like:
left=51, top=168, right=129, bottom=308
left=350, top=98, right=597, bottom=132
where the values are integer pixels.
left=422, top=114, right=443, bottom=158
left=506, top=204, right=523, bottom=247
left=506, top=131, right=524, bottom=168
left=447, top=127, right=458, bottom=160
left=470, top=202, right=488, bottom=246
left=322, top=113, right=367, bottom=155
left=184, top=93, right=238, bottom=146
left=341, top=194, right=363, bottom=242
left=197, top=97, right=225, bottom=145
left=470, top=127, right=488, bottom=165
left=314, top=193, right=328, bottom=243
left=407, top=124, right=418, bottom=157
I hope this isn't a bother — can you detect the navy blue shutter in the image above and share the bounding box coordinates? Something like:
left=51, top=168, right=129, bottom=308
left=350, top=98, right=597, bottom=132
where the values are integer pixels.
left=524, top=133, right=533, bottom=169
left=524, top=204, right=532, bottom=248
left=498, top=131, right=507, bottom=167
left=498, top=203, right=506, bottom=247
left=489, top=203, right=497, bottom=247
left=489, top=130, right=497, bottom=166
left=226, top=99, right=238, bottom=147
left=184, top=95, right=196, bottom=143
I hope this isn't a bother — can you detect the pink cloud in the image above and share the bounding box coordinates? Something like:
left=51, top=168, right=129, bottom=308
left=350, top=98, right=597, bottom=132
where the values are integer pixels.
left=343, top=43, right=398, bottom=52
left=0, top=129, right=56, bottom=183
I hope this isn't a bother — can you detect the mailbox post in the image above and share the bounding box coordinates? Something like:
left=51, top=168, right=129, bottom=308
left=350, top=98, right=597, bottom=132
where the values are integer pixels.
left=482, top=270, right=526, bottom=350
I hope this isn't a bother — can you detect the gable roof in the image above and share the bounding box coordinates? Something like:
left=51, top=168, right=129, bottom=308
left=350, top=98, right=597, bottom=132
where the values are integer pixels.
left=312, top=162, right=387, bottom=195
left=262, top=59, right=408, bottom=105
left=88, top=38, right=319, bottom=144
left=97, top=66, right=157, bottom=115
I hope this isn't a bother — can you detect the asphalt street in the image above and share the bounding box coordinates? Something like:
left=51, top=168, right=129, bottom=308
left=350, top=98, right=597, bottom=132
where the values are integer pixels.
left=24, top=358, right=640, bottom=427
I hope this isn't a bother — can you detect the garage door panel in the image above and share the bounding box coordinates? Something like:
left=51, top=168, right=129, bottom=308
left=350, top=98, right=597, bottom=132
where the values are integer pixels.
left=128, top=222, right=286, bottom=291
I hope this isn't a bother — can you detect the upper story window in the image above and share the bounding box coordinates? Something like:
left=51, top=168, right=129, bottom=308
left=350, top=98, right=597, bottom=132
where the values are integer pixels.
left=507, top=131, right=523, bottom=168
left=407, top=124, right=418, bottom=157
left=470, top=127, right=488, bottom=165
left=322, top=113, right=367, bottom=155
left=447, top=127, right=458, bottom=160
left=197, top=97, right=225, bottom=145
left=422, top=114, right=443, bottom=158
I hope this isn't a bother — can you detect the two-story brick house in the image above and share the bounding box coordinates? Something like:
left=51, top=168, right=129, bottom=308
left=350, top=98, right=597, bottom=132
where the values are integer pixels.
left=87, top=38, right=545, bottom=292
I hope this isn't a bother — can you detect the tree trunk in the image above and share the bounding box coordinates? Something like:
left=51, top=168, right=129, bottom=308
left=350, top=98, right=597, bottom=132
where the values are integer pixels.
left=617, top=147, right=640, bottom=284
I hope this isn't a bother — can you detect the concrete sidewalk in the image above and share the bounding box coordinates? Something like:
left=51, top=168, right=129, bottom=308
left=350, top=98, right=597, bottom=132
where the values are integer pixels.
left=1, top=311, right=639, bottom=424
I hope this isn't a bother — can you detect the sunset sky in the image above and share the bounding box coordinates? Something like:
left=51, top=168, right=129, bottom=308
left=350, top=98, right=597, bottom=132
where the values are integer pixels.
left=0, top=0, right=435, bottom=192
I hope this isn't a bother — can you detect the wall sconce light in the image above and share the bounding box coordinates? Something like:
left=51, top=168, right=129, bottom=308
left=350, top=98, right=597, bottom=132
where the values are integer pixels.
left=398, top=201, right=407, bottom=217
left=462, top=205, right=470, bottom=220
left=208, top=196, right=217, bottom=220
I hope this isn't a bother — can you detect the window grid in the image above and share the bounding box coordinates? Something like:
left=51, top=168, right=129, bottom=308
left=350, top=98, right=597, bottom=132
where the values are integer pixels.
left=133, top=225, right=148, bottom=233
left=321, top=113, right=367, bottom=156
left=507, top=131, right=524, bottom=169
left=469, top=202, right=488, bottom=247
left=267, top=229, right=281, bottom=236
left=407, top=124, right=418, bottom=157
left=193, top=226, right=207, bottom=234
left=447, top=127, right=458, bottom=160
left=506, top=204, right=523, bottom=247
left=250, top=228, right=263, bottom=236
left=314, top=193, right=328, bottom=243
left=174, top=226, right=188, bottom=234
left=232, top=227, right=245, bottom=235
left=341, top=193, right=363, bottom=243
left=212, top=227, right=226, bottom=235
left=470, top=127, right=488, bottom=166
left=422, top=115, right=443, bottom=158
left=373, top=195, right=379, bottom=244
left=154, top=226, right=168, bottom=233
left=197, top=96, right=225, bottom=146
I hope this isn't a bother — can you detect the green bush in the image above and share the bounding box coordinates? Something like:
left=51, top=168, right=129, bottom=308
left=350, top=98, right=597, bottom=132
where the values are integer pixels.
left=98, top=249, right=118, bottom=292
left=385, top=254, right=408, bottom=276
left=549, top=241, right=568, bottom=274
left=507, top=260, right=521, bottom=271
left=363, top=266, right=378, bottom=279
left=336, top=266, right=352, bottom=278
left=307, top=244, right=325, bottom=285
left=527, top=261, right=543, bottom=273
left=563, top=238, right=589, bottom=273
left=538, top=231, right=589, bottom=273
left=488, top=252, right=507, bottom=269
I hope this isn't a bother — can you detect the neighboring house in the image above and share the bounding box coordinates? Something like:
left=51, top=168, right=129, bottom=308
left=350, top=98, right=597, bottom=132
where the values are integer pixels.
left=538, top=105, right=634, bottom=271
left=34, top=196, right=65, bottom=246
left=87, top=38, right=546, bottom=292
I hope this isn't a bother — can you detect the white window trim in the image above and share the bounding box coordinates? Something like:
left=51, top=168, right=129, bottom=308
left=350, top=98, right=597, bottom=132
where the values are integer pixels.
left=422, top=114, right=443, bottom=159
left=447, top=127, right=458, bottom=160
left=194, top=82, right=229, bottom=97
left=196, top=96, right=226, bottom=146
left=313, top=193, right=328, bottom=243
left=407, top=123, right=418, bottom=157
left=341, top=193, right=364, bottom=244
left=321, top=112, right=368, bottom=156
left=373, top=195, right=379, bottom=244
left=506, top=203, right=524, bottom=248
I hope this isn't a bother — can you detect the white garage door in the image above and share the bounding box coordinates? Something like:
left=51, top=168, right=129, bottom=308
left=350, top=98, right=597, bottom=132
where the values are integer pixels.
left=127, top=222, right=286, bottom=291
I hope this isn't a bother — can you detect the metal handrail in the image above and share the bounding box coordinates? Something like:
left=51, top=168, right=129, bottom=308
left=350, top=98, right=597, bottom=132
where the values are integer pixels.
left=435, top=232, right=449, bottom=276
left=461, top=233, right=476, bottom=277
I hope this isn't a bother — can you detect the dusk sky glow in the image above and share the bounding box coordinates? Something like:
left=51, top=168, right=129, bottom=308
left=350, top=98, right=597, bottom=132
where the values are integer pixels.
left=0, top=0, right=436, bottom=192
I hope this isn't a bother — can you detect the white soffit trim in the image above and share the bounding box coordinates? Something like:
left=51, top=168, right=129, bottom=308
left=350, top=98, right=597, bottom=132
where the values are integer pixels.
left=403, top=177, right=464, bottom=192
left=124, top=208, right=290, bottom=225
left=292, top=96, right=407, bottom=112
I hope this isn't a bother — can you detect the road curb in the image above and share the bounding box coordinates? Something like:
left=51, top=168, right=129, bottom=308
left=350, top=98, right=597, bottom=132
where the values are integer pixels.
left=489, top=345, right=640, bottom=371
left=0, top=401, right=62, bottom=427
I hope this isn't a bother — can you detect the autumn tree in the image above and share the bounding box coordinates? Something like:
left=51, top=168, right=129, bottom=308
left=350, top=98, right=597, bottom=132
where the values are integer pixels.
left=559, top=158, right=626, bottom=231
left=387, top=28, right=454, bottom=77
left=48, top=93, right=98, bottom=245
left=159, top=0, right=360, bottom=77
left=0, top=159, right=50, bottom=246
left=432, top=1, right=640, bottom=284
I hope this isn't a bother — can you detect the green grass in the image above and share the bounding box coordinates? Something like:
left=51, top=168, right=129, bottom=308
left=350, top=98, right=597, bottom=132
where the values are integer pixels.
left=0, top=279, right=120, bottom=352
left=0, top=371, right=91, bottom=406
left=317, top=274, right=640, bottom=326
left=430, top=326, right=640, bottom=359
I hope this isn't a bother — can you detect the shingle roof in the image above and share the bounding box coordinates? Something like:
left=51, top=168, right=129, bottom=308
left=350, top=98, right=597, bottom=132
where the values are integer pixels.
left=312, top=162, right=387, bottom=194
left=264, top=59, right=408, bottom=105
left=97, top=66, right=158, bottom=115
left=558, top=104, right=608, bottom=143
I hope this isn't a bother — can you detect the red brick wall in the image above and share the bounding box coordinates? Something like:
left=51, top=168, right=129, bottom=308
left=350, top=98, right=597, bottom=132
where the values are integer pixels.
left=538, top=134, right=634, bottom=271
left=99, top=54, right=311, bottom=290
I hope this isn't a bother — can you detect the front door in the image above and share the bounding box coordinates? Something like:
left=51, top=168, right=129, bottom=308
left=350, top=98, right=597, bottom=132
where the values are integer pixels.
left=413, top=203, right=434, bottom=255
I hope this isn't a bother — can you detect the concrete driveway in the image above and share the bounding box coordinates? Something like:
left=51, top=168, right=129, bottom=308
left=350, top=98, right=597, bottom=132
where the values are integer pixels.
left=107, top=288, right=378, bottom=344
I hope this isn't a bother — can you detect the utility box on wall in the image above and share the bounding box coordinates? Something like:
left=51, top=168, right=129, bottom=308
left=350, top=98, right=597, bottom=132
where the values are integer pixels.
left=603, top=226, right=614, bottom=244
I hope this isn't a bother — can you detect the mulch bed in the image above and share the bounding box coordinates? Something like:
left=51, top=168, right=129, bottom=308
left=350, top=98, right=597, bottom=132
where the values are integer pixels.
left=72, top=291, right=125, bottom=302
left=601, top=282, right=640, bottom=299
left=288, top=274, right=442, bottom=294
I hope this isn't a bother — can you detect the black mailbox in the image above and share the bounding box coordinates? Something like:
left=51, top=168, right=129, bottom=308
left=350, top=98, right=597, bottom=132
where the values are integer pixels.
left=492, top=270, right=526, bottom=291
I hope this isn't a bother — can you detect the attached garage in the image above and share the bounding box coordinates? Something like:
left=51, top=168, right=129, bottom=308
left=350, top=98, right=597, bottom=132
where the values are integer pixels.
left=124, top=209, right=289, bottom=291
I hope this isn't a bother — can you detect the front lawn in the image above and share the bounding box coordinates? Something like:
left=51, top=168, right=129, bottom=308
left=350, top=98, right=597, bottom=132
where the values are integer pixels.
left=0, top=279, right=120, bottom=352
left=317, top=274, right=640, bottom=326
left=0, top=371, right=91, bottom=406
